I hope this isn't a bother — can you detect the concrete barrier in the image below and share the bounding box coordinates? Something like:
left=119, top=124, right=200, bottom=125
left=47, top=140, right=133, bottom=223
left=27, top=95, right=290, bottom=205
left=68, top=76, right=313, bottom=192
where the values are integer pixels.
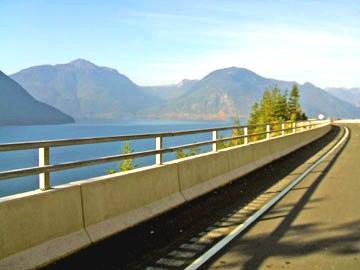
left=0, top=124, right=331, bottom=269
left=175, top=151, right=230, bottom=201
left=0, top=185, right=90, bottom=270
left=176, top=125, right=331, bottom=201
left=78, top=163, right=184, bottom=242
left=226, top=142, right=255, bottom=181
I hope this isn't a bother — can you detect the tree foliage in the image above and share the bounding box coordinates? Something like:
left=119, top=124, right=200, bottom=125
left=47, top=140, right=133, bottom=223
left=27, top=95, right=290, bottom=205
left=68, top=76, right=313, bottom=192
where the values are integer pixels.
left=248, top=84, right=307, bottom=140
left=176, top=147, right=200, bottom=159
left=107, top=141, right=135, bottom=174
left=217, top=115, right=244, bottom=150
left=249, top=84, right=307, bottom=124
left=119, top=142, right=135, bottom=171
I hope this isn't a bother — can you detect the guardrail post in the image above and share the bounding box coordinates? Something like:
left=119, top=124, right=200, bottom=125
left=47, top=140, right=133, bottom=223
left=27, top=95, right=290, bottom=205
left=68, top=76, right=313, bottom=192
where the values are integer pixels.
left=281, top=122, right=285, bottom=136
left=292, top=122, right=296, bottom=133
left=212, top=130, right=218, bottom=151
left=156, top=136, right=163, bottom=165
left=243, top=127, right=248, bottom=145
left=266, top=124, right=271, bottom=139
left=39, top=147, right=50, bottom=190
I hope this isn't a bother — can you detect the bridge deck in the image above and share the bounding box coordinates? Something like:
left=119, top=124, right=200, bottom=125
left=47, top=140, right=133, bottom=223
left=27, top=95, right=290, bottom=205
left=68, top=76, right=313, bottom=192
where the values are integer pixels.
left=40, top=125, right=356, bottom=270
left=205, top=124, right=360, bottom=269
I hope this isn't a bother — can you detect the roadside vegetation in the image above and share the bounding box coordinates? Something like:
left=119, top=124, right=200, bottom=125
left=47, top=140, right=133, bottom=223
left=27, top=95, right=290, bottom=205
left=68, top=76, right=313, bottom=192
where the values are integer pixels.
left=107, top=141, right=135, bottom=173
left=217, top=115, right=244, bottom=150
left=248, top=84, right=307, bottom=141
left=175, top=147, right=200, bottom=159
left=107, top=84, right=307, bottom=170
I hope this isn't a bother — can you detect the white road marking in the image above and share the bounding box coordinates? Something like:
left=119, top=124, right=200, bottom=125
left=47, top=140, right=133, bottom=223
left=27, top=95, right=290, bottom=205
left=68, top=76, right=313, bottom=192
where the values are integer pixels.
left=184, top=127, right=349, bottom=270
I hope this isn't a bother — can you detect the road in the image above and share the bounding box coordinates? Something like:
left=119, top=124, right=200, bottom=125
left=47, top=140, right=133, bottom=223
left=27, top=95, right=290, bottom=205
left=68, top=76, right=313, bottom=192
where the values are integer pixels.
left=204, top=124, right=360, bottom=269
left=42, top=125, right=351, bottom=270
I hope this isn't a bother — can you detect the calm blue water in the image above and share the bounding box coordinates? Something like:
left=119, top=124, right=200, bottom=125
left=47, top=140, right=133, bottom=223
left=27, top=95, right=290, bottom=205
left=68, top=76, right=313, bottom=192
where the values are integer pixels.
left=0, top=120, right=234, bottom=197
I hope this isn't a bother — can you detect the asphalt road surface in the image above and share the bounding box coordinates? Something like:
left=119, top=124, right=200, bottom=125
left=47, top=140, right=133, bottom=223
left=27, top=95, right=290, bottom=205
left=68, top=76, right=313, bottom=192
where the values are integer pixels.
left=204, top=124, right=360, bottom=269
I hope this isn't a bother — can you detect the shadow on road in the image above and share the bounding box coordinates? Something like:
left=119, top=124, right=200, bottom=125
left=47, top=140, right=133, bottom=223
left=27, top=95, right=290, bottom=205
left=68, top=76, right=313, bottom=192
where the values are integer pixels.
left=207, top=126, right=354, bottom=270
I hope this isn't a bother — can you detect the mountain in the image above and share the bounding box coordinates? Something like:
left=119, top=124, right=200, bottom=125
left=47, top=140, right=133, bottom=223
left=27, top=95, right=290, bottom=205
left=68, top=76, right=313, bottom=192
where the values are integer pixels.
left=143, top=79, right=198, bottom=101
left=11, top=61, right=360, bottom=121
left=0, top=71, right=74, bottom=125
left=11, top=59, right=160, bottom=121
left=145, top=67, right=360, bottom=120
left=326, top=87, right=360, bottom=107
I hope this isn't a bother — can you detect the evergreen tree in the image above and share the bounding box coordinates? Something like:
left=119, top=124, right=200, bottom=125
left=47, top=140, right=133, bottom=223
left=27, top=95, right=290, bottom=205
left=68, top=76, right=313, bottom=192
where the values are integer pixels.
left=107, top=141, right=135, bottom=174
left=260, top=89, right=274, bottom=123
left=274, top=89, right=289, bottom=121
left=248, top=102, right=261, bottom=125
left=119, top=142, right=134, bottom=171
left=230, top=114, right=243, bottom=146
left=288, top=84, right=300, bottom=121
left=248, top=84, right=307, bottom=141
left=175, top=148, right=187, bottom=159
left=217, top=115, right=244, bottom=149
left=176, top=147, right=200, bottom=159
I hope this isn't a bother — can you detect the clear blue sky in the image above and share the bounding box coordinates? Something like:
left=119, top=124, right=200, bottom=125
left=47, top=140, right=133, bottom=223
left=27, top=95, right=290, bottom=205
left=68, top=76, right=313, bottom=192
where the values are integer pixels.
left=1, top=0, right=359, bottom=87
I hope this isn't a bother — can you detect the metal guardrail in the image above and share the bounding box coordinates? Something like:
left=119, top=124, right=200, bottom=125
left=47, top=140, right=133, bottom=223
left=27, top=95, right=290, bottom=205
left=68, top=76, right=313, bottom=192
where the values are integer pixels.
left=0, top=119, right=330, bottom=191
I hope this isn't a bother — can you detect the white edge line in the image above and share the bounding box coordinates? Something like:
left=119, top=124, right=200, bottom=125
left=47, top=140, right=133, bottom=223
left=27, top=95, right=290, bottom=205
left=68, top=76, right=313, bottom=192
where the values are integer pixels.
left=184, top=127, right=349, bottom=270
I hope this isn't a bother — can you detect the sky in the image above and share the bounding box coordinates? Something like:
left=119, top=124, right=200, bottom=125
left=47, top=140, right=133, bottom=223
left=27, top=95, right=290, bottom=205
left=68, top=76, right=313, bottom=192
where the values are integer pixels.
left=1, top=0, right=360, bottom=88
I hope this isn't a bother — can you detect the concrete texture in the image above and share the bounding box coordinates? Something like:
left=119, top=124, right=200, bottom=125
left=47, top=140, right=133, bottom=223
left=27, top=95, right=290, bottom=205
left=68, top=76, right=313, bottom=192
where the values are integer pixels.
left=79, top=163, right=184, bottom=242
left=205, top=124, right=360, bottom=270
left=0, top=185, right=90, bottom=270
left=178, top=125, right=330, bottom=201
left=177, top=151, right=231, bottom=200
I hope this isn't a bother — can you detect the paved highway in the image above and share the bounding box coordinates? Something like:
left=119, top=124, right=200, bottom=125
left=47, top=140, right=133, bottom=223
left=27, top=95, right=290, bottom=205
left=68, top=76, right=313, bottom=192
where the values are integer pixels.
left=42, top=125, right=356, bottom=270
left=203, top=124, right=360, bottom=269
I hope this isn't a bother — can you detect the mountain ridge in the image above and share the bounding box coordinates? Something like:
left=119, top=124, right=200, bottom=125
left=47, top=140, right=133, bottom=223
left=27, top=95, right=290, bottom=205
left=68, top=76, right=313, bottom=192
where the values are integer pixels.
left=10, top=60, right=360, bottom=121
left=0, top=71, right=74, bottom=125
left=144, top=67, right=360, bottom=120
left=326, top=87, right=360, bottom=108
left=11, top=59, right=160, bottom=121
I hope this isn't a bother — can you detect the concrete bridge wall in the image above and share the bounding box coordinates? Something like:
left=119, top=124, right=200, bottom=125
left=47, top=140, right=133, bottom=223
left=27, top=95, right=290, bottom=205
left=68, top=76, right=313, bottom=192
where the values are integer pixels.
left=0, top=124, right=331, bottom=270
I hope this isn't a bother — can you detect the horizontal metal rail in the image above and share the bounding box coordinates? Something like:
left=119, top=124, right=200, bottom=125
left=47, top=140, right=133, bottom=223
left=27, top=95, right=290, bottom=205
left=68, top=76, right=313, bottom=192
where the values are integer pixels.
left=0, top=120, right=330, bottom=191
left=0, top=120, right=313, bottom=152
left=0, top=125, right=256, bottom=152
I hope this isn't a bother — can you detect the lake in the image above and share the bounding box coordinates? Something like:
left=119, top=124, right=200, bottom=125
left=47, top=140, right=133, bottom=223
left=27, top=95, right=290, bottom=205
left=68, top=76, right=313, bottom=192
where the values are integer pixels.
left=0, top=120, right=234, bottom=197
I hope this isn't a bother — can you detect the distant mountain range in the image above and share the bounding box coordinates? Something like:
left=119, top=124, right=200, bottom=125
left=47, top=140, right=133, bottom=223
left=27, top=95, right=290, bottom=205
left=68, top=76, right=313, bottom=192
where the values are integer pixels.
left=8, top=59, right=360, bottom=123
left=0, top=71, right=74, bottom=125
left=326, top=87, right=360, bottom=108
left=143, top=79, right=198, bottom=101
left=144, top=67, right=360, bottom=120
left=11, top=59, right=159, bottom=121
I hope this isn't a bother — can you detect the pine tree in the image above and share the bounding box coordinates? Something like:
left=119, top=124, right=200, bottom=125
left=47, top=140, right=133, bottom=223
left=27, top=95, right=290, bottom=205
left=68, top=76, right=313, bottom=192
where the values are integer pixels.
left=230, top=114, right=243, bottom=146
left=175, top=148, right=187, bottom=159
left=248, top=84, right=307, bottom=141
left=248, top=101, right=264, bottom=141
left=176, top=147, right=200, bottom=159
left=288, top=84, right=300, bottom=121
left=119, top=142, right=134, bottom=171
left=274, top=89, right=288, bottom=121
left=248, top=102, right=261, bottom=125
left=260, top=89, right=274, bottom=123
left=107, top=141, right=135, bottom=174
